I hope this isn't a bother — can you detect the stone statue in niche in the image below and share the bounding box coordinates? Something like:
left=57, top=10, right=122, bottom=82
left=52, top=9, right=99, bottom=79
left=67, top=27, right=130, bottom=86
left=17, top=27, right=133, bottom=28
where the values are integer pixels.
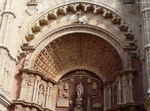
left=74, top=104, right=83, bottom=111
left=63, top=83, right=69, bottom=98
left=92, top=82, right=98, bottom=90
left=76, top=82, right=84, bottom=99
left=58, top=89, right=61, bottom=97
left=73, top=10, right=87, bottom=24
left=64, top=83, right=69, bottom=90
left=38, top=85, right=45, bottom=106
left=63, top=90, right=69, bottom=98
left=26, top=75, right=34, bottom=102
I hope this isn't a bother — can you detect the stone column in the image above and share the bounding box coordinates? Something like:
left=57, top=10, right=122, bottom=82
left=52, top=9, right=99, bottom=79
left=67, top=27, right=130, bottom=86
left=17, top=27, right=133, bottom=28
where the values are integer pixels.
left=19, top=73, right=27, bottom=100
left=117, top=76, right=122, bottom=104
left=32, top=75, right=39, bottom=102
left=35, top=76, right=41, bottom=103
left=50, top=85, right=58, bottom=110
left=45, top=82, right=52, bottom=108
left=128, top=72, right=134, bottom=102
left=108, top=82, right=112, bottom=109
left=26, top=75, right=35, bottom=102
left=122, top=74, right=128, bottom=103
left=103, top=84, right=107, bottom=111
left=141, top=0, right=150, bottom=97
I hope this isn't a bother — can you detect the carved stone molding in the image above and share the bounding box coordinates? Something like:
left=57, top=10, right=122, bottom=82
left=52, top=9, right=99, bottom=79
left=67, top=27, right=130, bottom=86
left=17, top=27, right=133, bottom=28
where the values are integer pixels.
left=17, top=71, right=57, bottom=110
left=0, top=91, right=12, bottom=107
left=13, top=100, right=52, bottom=111
left=0, top=45, right=17, bottom=63
left=20, top=68, right=57, bottom=84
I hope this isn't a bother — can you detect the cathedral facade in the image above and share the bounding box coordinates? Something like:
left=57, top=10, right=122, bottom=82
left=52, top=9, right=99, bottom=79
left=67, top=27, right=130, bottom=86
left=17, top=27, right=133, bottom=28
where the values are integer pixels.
left=0, top=0, right=149, bottom=111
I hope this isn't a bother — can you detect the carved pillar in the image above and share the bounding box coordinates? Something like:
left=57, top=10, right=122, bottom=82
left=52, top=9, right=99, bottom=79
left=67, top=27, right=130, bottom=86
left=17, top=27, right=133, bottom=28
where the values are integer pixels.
left=104, top=82, right=112, bottom=110
left=32, top=75, right=40, bottom=103
left=141, top=0, right=150, bottom=98
left=108, top=82, right=112, bottom=109
left=35, top=76, right=41, bottom=103
left=104, top=84, right=107, bottom=111
left=45, top=82, right=52, bottom=108
left=122, top=74, right=128, bottom=103
left=0, top=0, right=16, bottom=48
left=117, top=76, right=122, bottom=104
left=19, top=73, right=27, bottom=99
left=50, top=85, right=58, bottom=110
left=26, top=75, right=35, bottom=102
left=43, top=87, right=46, bottom=107
left=128, top=72, right=134, bottom=102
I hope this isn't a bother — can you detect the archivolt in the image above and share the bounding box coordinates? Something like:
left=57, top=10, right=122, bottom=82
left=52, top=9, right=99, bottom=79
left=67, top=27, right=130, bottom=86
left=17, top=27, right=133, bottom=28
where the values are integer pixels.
left=19, top=2, right=138, bottom=82
left=20, top=2, right=135, bottom=52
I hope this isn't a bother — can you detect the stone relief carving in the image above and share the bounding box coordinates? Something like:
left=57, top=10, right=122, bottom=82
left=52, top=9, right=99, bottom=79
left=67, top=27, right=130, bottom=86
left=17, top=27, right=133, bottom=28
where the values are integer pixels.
left=92, top=82, right=98, bottom=90
left=63, top=83, right=69, bottom=98
left=19, top=72, right=56, bottom=110
left=37, top=84, right=45, bottom=106
left=26, top=75, right=34, bottom=101
left=72, top=10, right=88, bottom=24
left=26, top=0, right=38, bottom=16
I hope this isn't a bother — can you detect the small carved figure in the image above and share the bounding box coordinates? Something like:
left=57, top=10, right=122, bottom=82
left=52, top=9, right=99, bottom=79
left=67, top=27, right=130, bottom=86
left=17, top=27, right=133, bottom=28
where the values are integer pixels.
left=58, top=89, right=61, bottom=97
left=74, top=104, right=83, bottom=111
left=26, top=76, right=34, bottom=101
left=76, top=82, right=84, bottom=98
left=63, top=90, right=69, bottom=98
left=38, top=85, right=44, bottom=106
left=64, top=83, right=69, bottom=90
left=92, top=82, right=98, bottom=90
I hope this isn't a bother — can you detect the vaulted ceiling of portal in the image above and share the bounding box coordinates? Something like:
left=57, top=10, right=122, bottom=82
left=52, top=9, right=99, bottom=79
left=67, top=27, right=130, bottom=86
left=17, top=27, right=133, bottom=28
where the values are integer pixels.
left=33, top=33, right=123, bottom=82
